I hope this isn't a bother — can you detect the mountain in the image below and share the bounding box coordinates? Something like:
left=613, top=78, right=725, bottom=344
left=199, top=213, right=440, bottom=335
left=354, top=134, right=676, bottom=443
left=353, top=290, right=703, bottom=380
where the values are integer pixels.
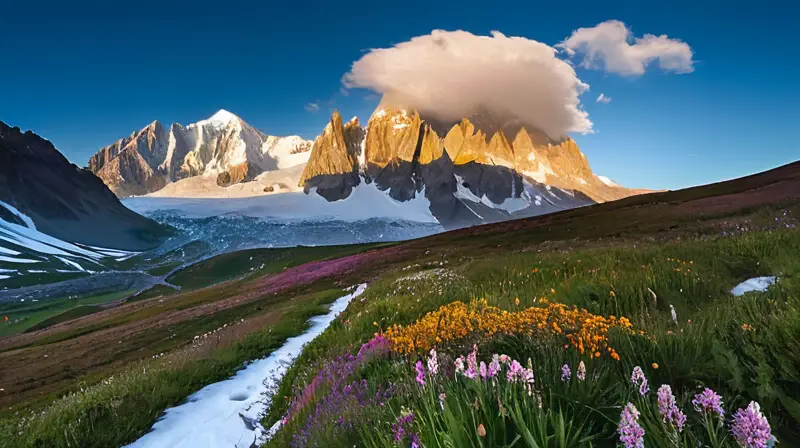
left=88, top=110, right=313, bottom=197
left=299, top=104, right=649, bottom=229
left=0, top=121, right=169, bottom=251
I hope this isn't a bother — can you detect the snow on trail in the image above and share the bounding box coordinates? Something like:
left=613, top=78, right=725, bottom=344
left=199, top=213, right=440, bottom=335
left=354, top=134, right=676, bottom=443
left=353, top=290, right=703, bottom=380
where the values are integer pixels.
left=127, top=283, right=368, bottom=448
left=731, top=276, right=776, bottom=296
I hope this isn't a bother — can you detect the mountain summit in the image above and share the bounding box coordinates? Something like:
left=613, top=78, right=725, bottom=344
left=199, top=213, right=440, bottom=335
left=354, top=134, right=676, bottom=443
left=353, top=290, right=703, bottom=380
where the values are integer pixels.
left=88, top=111, right=313, bottom=197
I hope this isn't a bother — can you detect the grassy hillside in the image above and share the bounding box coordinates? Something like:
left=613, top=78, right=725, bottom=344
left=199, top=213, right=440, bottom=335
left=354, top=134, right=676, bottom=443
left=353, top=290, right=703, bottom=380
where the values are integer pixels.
left=1, top=160, right=798, bottom=447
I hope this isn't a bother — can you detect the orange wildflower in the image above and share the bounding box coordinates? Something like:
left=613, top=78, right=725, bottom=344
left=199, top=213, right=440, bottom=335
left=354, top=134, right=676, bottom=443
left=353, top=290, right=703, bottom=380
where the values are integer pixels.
left=385, top=298, right=637, bottom=360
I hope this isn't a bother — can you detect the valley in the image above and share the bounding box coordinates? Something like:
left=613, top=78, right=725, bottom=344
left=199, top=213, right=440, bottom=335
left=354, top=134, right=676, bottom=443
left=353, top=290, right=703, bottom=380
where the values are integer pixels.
left=1, top=159, right=797, bottom=447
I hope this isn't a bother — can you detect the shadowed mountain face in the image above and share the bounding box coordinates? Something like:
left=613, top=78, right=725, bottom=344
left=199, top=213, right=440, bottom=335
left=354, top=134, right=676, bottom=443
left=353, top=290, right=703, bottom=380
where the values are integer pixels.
left=299, top=104, right=637, bottom=229
left=0, top=122, right=170, bottom=250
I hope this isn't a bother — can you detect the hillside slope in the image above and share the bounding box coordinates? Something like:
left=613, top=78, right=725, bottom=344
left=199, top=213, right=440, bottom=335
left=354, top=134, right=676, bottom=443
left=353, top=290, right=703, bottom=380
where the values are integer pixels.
left=0, top=121, right=169, bottom=251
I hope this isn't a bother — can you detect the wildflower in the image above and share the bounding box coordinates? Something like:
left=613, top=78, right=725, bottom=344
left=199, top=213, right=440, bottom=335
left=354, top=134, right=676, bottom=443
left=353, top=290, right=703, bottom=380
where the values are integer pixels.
left=561, top=364, right=571, bottom=382
left=414, top=361, right=426, bottom=386
left=742, top=323, right=754, bottom=331
left=477, top=423, right=486, bottom=437
left=670, top=305, right=678, bottom=325
left=462, top=345, right=478, bottom=379
left=631, top=366, right=649, bottom=395
left=392, top=412, right=415, bottom=443
left=577, top=361, right=586, bottom=381
left=427, top=348, right=439, bottom=375
left=618, top=403, right=645, bottom=448
left=479, top=361, right=487, bottom=379
left=657, top=384, right=687, bottom=431
left=515, top=297, right=520, bottom=306
left=651, top=363, right=659, bottom=369
left=410, top=433, right=421, bottom=448
left=610, top=290, right=616, bottom=297
left=439, top=393, right=446, bottom=401
left=499, top=354, right=510, bottom=364
left=731, top=401, right=775, bottom=448
left=454, top=356, right=465, bottom=374
left=488, top=354, right=501, bottom=378
left=691, top=388, right=724, bottom=417
left=507, top=360, right=524, bottom=383
left=551, top=288, right=556, bottom=294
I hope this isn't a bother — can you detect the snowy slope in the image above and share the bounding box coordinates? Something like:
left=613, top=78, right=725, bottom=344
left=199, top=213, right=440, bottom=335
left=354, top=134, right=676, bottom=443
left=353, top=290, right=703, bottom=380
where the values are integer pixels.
left=148, top=165, right=306, bottom=199
left=124, top=182, right=438, bottom=223
left=0, top=200, right=137, bottom=280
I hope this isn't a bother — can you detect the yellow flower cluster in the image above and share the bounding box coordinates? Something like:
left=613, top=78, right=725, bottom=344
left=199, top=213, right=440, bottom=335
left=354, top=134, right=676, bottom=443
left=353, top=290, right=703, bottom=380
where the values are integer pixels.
left=385, top=298, right=635, bottom=360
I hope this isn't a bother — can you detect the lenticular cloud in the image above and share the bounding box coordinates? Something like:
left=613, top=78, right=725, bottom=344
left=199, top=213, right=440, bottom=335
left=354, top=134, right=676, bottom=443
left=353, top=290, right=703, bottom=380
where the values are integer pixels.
left=342, top=30, right=592, bottom=140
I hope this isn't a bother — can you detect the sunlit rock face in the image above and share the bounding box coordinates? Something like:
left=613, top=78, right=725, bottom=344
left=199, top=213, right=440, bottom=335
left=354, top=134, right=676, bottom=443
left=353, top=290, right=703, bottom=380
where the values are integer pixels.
left=296, top=98, right=647, bottom=229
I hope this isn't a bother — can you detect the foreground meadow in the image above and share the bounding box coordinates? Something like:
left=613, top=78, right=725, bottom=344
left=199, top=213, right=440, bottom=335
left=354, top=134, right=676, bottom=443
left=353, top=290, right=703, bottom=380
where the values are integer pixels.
left=265, top=227, right=799, bottom=447
left=2, top=162, right=798, bottom=447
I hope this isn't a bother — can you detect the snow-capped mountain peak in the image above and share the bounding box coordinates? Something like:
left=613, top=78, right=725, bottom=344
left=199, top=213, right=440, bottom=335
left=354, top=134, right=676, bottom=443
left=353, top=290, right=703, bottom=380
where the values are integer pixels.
left=192, top=109, right=240, bottom=129
left=88, top=111, right=313, bottom=197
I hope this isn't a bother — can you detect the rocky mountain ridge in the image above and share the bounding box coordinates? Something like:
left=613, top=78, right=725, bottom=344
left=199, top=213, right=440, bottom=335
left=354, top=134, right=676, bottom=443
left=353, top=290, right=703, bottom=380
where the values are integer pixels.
left=88, top=110, right=313, bottom=197
left=0, top=121, right=168, bottom=250
left=300, top=105, right=649, bottom=228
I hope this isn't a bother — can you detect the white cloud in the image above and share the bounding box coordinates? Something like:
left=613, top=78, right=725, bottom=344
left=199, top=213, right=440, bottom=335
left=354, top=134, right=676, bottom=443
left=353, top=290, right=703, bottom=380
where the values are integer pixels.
left=596, top=93, right=612, bottom=103
left=558, top=20, right=694, bottom=76
left=304, top=103, right=320, bottom=113
left=342, top=29, right=592, bottom=140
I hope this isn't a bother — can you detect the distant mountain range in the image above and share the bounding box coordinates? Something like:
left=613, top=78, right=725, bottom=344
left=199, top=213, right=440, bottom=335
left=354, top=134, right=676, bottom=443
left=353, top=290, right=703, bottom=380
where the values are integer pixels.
left=87, top=110, right=313, bottom=197
left=88, top=105, right=651, bottom=228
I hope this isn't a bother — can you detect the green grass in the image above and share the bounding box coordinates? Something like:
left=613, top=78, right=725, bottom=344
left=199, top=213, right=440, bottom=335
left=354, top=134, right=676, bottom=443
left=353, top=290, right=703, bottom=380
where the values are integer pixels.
left=24, top=305, right=104, bottom=332
left=166, top=243, right=389, bottom=290
left=0, top=288, right=346, bottom=448
left=0, top=271, right=87, bottom=289
left=0, top=290, right=134, bottom=337
left=265, top=229, right=800, bottom=447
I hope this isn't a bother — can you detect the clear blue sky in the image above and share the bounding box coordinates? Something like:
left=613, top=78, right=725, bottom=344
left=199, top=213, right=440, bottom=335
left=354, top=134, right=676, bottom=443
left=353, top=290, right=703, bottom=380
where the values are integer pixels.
left=1, top=0, right=797, bottom=190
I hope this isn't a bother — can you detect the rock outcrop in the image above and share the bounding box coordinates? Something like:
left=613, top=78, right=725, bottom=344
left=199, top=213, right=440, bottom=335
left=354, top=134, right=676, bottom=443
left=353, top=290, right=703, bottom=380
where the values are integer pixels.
left=89, top=110, right=313, bottom=197
left=0, top=121, right=170, bottom=250
left=298, top=112, right=363, bottom=201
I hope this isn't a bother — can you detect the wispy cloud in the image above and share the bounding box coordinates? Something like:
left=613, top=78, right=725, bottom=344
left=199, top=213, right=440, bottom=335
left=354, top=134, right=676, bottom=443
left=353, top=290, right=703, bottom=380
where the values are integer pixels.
left=304, top=103, right=320, bottom=113
left=596, top=93, right=612, bottom=103
left=558, top=20, right=694, bottom=76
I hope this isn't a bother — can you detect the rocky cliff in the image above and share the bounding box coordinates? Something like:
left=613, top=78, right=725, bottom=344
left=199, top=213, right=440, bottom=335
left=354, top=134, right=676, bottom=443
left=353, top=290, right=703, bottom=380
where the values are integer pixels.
left=0, top=121, right=169, bottom=250
left=298, top=104, right=649, bottom=228
left=89, top=110, right=313, bottom=197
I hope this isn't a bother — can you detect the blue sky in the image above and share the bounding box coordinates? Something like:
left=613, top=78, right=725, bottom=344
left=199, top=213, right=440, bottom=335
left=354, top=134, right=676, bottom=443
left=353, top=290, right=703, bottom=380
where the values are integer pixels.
left=1, top=0, right=797, bottom=190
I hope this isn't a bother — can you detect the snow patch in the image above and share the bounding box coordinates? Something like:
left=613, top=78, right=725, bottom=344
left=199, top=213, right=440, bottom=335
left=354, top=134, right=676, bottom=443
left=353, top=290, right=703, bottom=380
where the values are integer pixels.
left=127, top=284, right=368, bottom=448
left=0, top=200, right=37, bottom=229
left=731, top=277, right=776, bottom=296
left=0, top=245, right=21, bottom=256
left=55, top=256, right=86, bottom=272
left=453, top=175, right=531, bottom=213
left=596, top=175, right=618, bottom=187
left=0, top=255, right=40, bottom=264
left=522, top=163, right=556, bottom=184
